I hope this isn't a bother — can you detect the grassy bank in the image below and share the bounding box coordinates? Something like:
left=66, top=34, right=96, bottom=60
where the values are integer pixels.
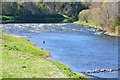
left=74, top=20, right=103, bottom=30
left=2, top=34, right=51, bottom=58
left=1, top=34, right=86, bottom=78
left=74, top=20, right=119, bottom=37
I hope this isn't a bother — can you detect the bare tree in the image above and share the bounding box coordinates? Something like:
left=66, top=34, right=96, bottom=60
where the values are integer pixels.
left=99, top=2, right=118, bottom=31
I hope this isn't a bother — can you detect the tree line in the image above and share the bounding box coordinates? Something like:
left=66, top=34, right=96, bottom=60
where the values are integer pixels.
left=1, top=2, right=88, bottom=23
left=78, top=2, right=120, bottom=35
left=2, top=2, right=120, bottom=35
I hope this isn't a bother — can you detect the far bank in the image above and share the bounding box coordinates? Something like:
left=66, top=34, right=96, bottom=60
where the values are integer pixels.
left=74, top=20, right=120, bottom=37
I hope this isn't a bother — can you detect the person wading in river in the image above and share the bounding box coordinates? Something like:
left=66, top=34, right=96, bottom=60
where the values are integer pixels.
left=43, top=41, right=45, bottom=44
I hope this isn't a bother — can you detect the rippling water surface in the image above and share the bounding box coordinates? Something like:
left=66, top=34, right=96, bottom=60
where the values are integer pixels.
left=1, top=23, right=118, bottom=78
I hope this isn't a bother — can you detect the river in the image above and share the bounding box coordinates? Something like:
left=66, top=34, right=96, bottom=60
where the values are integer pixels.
left=1, top=23, right=119, bottom=78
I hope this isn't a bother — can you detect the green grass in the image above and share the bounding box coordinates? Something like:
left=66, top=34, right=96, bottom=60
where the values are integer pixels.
left=1, top=34, right=86, bottom=78
left=0, top=16, right=15, bottom=23
left=60, top=14, right=73, bottom=23
left=3, top=16, right=14, bottom=19
left=74, top=20, right=95, bottom=26
left=61, top=14, right=70, bottom=19
left=62, top=19, right=71, bottom=23
left=0, top=16, right=14, bottom=20
left=74, top=20, right=103, bottom=30
left=2, top=34, right=50, bottom=57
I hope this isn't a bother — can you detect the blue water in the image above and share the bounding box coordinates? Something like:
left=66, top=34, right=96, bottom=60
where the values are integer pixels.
left=2, top=23, right=119, bottom=78
left=29, top=32, right=118, bottom=78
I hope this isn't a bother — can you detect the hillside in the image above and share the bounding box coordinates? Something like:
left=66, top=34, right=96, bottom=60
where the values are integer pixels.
left=1, top=2, right=88, bottom=23
left=76, top=2, right=120, bottom=36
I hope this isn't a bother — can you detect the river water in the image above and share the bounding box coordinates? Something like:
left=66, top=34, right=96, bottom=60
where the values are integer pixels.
left=1, top=23, right=119, bottom=78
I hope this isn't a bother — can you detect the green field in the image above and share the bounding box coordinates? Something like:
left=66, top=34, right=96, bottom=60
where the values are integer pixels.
left=1, top=34, right=86, bottom=78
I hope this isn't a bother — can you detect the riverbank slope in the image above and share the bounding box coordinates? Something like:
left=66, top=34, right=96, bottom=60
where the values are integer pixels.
left=76, top=2, right=120, bottom=37
left=74, top=20, right=120, bottom=37
left=1, top=34, right=86, bottom=78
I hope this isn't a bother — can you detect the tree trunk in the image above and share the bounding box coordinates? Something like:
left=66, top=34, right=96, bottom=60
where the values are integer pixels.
left=115, top=26, right=120, bottom=36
